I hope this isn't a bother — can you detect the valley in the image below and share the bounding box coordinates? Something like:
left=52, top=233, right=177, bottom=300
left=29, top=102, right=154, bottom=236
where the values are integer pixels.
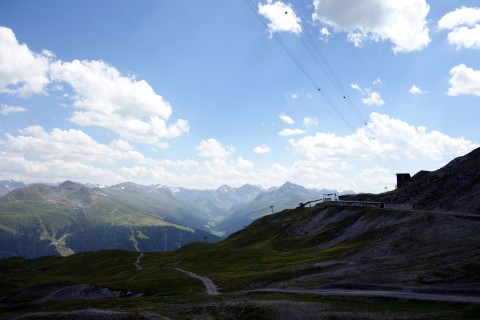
left=1, top=202, right=479, bottom=319
left=0, top=148, right=479, bottom=319
left=0, top=180, right=349, bottom=258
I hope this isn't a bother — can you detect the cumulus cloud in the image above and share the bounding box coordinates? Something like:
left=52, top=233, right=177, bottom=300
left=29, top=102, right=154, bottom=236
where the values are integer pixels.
left=289, top=112, right=478, bottom=162
left=278, top=128, right=306, bottom=136
left=0, top=128, right=146, bottom=185
left=312, top=0, right=431, bottom=53
left=303, top=117, right=318, bottom=127
left=445, top=25, right=480, bottom=49
left=49, top=59, right=189, bottom=144
left=0, top=153, right=125, bottom=185
left=320, top=27, right=331, bottom=42
left=279, top=112, right=295, bottom=124
left=438, top=7, right=480, bottom=50
left=2, top=115, right=477, bottom=192
left=354, top=167, right=395, bottom=190
left=447, top=64, right=480, bottom=96
left=254, top=144, right=272, bottom=154
left=5, top=126, right=146, bottom=164
left=351, top=83, right=385, bottom=106
left=196, top=139, right=235, bottom=158
left=0, top=26, right=188, bottom=145
left=350, top=83, right=361, bottom=91
left=362, top=92, right=385, bottom=106
left=258, top=0, right=302, bottom=36
left=0, top=104, right=27, bottom=115
left=0, top=26, right=51, bottom=96
left=409, top=85, right=426, bottom=94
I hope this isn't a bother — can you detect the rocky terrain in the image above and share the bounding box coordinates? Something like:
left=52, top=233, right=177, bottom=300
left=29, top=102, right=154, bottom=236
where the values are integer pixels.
left=1, top=149, right=479, bottom=319
left=342, top=147, right=480, bottom=214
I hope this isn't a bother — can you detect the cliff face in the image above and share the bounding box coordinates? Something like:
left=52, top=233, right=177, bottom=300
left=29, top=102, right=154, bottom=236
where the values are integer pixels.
left=346, top=147, right=480, bottom=214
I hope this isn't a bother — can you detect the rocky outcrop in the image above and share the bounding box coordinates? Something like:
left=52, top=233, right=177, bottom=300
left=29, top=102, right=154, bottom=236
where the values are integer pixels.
left=345, top=147, right=480, bottom=214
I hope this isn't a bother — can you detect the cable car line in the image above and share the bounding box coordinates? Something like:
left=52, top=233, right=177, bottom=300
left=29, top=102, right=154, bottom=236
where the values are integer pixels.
left=301, top=30, right=374, bottom=135
left=243, top=0, right=402, bottom=174
left=243, top=0, right=356, bottom=131
left=243, top=0, right=320, bottom=91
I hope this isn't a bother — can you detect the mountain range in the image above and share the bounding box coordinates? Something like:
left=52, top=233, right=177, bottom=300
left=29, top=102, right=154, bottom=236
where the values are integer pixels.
left=0, top=179, right=351, bottom=258
left=1, top=148, right=479, bottom=319
left=0, top=181, right=218, bottom=258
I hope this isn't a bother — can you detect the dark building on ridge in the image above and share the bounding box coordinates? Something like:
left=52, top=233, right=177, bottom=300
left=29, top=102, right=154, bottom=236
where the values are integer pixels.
left=396, top=173, right=411, bottom=189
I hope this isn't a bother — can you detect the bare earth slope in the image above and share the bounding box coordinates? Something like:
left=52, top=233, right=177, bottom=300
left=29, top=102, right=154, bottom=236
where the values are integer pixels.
left=341, top=147, right=480, bottom=213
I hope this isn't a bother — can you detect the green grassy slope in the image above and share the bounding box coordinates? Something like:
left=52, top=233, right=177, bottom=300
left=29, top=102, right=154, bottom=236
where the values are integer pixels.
left=1, top=203, right=480, bottom=319
left=0, top=183, right=219, bottom=258
left=100, top=187, right=209, bottom=230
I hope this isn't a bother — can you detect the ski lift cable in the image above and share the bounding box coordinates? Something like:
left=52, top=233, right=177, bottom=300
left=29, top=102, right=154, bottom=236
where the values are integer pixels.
left=302, top=30, right=400, bottom=171
left=243, top=0, right=356, bottom=131
left=243, top=0, right=320, bottom=90
left=243, top=0, right=400, bottom=174
left=302, top=31, right=372, bottom=130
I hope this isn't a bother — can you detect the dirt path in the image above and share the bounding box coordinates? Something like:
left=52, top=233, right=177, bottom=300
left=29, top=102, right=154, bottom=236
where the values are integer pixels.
left=10, top=308, right=131, bottom=320
left=10, top=308, right=172, bottom=320
left=134, top=250, right=144, bottom=271
left=385, top=207, right=480, bottom=218
left=130, top=228, right=143, bottom=270
left=165, top=267, right=480, bottom=303
left=249, top=288, right=480, bottom=304
left=166, top=267, right=220, bottom=295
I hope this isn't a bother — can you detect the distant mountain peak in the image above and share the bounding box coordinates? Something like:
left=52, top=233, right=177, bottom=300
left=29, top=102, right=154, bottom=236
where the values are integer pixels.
left=279, top=181, right=306, bottom=192
left=217, top=185, right=234, bottom=193
left=59, top=180, right=85, bottom=191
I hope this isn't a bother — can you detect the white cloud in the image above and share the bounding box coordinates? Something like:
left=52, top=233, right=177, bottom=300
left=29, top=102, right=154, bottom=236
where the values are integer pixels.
left=278, top=128, right=306, bottom=136
left=289, top=112, right=478, bottom=162
left=0, top=26, right=51, bottom=96
left=258, top=0, right=302, bottom=36
left=237, top=156, right=254, bottom=170
left=312, top=0, right=431, bottom=53
left=1, top=115, right=477, bottom=193
left=372, top=78, right=382, bottom=86
left=303, top=117, right=318, bottom=127
left=0, top=128, right=144, bottom=185
left=438, top=6, right=480, bottom=29
left=351, top=83, right=361, bottom=91
left=362, top=92, right=385, bottom=106
left=290, top=93, right=298, bottom=99
left=254, top=144, right=272, bottom=154
left=351, top=83, right=384, bottom=106
left=5, top=126, right=146, bottom=165
left=439, top=7, right=480, bottom=50
left=196, top=138, right=235, bottom=158
left=447, top=64, right=480, bottom=96
left=279, top=112, right=295, bottom=124
left=0, top=104, right=27, bottom=115
left=320, top=27, right=331, bottom=42
left=49, top=59, right=189, bottom=144
left=445, top=25, right=480, bottom=50
left=354, top=167, right=395, bottom=190
left=409, top=85, right=426, bottom=94
left=0, top=154, right=125, bottom=185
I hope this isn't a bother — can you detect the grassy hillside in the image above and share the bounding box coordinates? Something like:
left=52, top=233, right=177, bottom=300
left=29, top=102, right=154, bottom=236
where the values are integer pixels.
left=0, top=182, right=219, bottom=258
left=1, top=203, right=479, bottom=319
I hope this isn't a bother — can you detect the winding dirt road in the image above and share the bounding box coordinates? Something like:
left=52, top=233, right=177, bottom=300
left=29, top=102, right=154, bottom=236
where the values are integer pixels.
left=166, top=267, right=220, bottom=295
left=250, top=288, right=480, bottom=304
left=134, top=250, right=144, bottom=271
left=169, top=268, right=480, bottom=304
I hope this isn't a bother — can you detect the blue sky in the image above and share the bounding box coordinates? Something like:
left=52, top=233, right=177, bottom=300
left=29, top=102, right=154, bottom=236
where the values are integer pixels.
left=0, top=0, right=479, bottom=192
